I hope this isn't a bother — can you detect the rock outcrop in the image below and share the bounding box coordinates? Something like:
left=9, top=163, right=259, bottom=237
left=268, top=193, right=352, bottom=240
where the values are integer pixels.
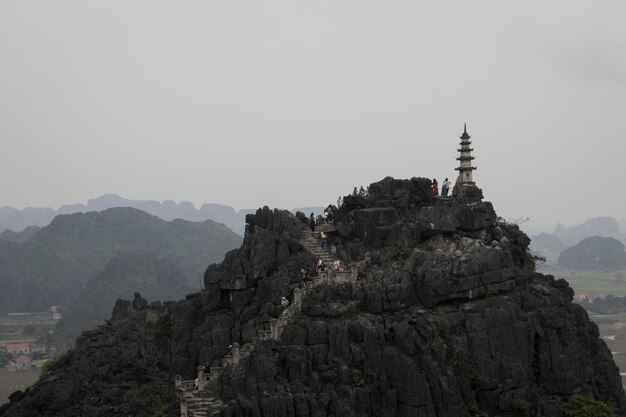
left=0, top=294, right=177, bottom=417
left=2, top=177, right=624, bottom=417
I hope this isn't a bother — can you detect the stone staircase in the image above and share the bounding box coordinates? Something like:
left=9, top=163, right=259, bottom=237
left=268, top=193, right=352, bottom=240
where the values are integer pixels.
left=182, top=390, right=223, bottom=417
left=176, top=223, right=358, bottom=417
left=300, top=228, right=336, bottom=266
left=175, top=289, right=308, bottom=417
left=176, top=368, right=224, bottom=417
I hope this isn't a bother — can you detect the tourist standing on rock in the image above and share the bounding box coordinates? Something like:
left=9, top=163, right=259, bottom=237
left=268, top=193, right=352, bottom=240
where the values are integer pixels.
left=432, top=178, right=439, bottom=196
left=324, top=205, right=334, bottom=223
left=352, top=187, right=358, bottom=196
left=316, top=259, right=324, bottom=273
left=309, top=213, right=315, bottom=232
left=281, top=297, right=290, bottom=316
left=358, top=186, right=366, bottom=196
left=300, top=268, right=307, bottom=288
left=333, top=259, right=340, bottom=271
left=337, top=196, right=343, bottom=207
left=441, top=178, right=450, bottom=197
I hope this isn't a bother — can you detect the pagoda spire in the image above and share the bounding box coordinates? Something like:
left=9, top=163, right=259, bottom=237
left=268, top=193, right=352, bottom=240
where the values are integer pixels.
left=454, top=123, right=476, bottom=185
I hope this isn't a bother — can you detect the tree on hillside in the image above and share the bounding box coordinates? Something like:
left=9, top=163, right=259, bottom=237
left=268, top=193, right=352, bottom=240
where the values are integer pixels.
left=562, top=395, right=616, bottom=417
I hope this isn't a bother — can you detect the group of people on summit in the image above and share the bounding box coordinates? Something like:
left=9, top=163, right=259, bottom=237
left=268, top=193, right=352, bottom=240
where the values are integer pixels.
left=351, top=185, right=368, bottom=197
left=304, top=177, right=461, bottom=288
left=432, top=175, right=460, bottom=197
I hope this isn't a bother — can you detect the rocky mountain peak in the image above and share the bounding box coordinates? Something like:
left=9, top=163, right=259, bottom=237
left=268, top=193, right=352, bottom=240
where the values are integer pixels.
left=2, top=176, right=624, bottom=417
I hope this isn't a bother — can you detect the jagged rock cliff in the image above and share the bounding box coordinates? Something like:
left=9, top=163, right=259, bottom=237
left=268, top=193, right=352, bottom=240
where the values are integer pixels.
left=2, top=177, right=624, bottom=417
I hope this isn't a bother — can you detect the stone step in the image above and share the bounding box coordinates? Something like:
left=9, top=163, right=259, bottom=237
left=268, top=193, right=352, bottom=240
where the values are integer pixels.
left=190, top=406, right=211, bottom=412
left=186, top=399, right=214, bottom=406
left=188, top=398, right=214, bottom=403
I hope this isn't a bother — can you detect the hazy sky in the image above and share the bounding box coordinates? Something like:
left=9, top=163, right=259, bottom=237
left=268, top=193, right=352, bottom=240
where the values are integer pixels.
left=1, top=0, right=625, bottom=233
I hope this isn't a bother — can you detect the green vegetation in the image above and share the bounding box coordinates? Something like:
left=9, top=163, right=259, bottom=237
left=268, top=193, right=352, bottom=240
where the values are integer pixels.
left=40, top=352, right=69, bottom=378
left=56, top=251, right=189, bottom=344
left=123, top=379, right=177, bottom=417
left=561, top=270, right=626, bottom=297
left=145, top=310, right=171, bottom=349
left=0, top=207, right=242, bottom=313
left=561, top=395, right=616, bottom=417
left=301, top=291, right=322, bottom=312
left=466, top=406, right=488, bottom=417
left=150, top=405, right=170, bottom=417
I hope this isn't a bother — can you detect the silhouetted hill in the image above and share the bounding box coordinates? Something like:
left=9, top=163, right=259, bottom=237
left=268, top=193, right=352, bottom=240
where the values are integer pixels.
left=554, top=217, right=623, bottom=246
left=0, top=207, right=55, bottom=235
left=55, top=250, right=194, bottom=343
left=558, top=236, right=626, bottom=270
left=529, top=232, right=564, bottom=254
left=0, top=208, right=242, bottom=312
left=0, top=195, right=324, bottom=235
left=0, top=226, right=41, bottom=243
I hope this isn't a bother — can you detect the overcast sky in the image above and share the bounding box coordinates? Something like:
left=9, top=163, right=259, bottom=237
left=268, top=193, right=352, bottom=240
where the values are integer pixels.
left=1, top=0, right=625, bottom=233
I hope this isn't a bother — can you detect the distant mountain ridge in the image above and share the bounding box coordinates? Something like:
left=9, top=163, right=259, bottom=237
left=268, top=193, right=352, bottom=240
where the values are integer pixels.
left=0, top=207, right=242, bottom=313
left=530, top=216, right=625, bottom=256
left=0, top=194, right=325, bottom=235
left=554, top=216, right=623, bottom=245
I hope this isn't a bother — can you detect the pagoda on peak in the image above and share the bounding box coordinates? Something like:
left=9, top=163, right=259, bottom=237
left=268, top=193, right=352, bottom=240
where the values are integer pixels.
left=455, top=123, right=477, bottom=185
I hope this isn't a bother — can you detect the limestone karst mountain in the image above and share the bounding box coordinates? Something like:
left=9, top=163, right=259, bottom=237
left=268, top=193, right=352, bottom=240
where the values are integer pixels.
left=1, top=177, right=624, bottom=417
left=0, top=207, right=242, bottom=313
left=558, top=236, right=626, bottom=270
left=53, top=250, right=196, bottom=345
left=529, top=232, right=565, bottom=255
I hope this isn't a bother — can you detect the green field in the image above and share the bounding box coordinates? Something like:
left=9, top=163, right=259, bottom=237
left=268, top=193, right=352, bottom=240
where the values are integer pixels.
left=0, top=370, right=39, bottom=405
left=547, top=268, right=626, bottom=297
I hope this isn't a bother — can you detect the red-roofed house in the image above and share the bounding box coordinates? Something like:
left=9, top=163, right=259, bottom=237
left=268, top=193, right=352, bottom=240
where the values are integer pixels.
left=8, top=355, right=32, bottom=371
left=6, top=343, right=30, bottom=354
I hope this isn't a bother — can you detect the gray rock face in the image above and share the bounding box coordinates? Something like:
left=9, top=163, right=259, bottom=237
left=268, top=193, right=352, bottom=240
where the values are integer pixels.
left=2, top=177, right=624, bottom=417
left=0, top=295, right=176, bottom=417
left=333, top=178, right=497, bottom=258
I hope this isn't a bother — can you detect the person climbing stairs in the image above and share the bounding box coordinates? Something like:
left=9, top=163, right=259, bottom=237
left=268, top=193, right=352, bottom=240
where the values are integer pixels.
left=299, top=228, right=335, bottom=267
